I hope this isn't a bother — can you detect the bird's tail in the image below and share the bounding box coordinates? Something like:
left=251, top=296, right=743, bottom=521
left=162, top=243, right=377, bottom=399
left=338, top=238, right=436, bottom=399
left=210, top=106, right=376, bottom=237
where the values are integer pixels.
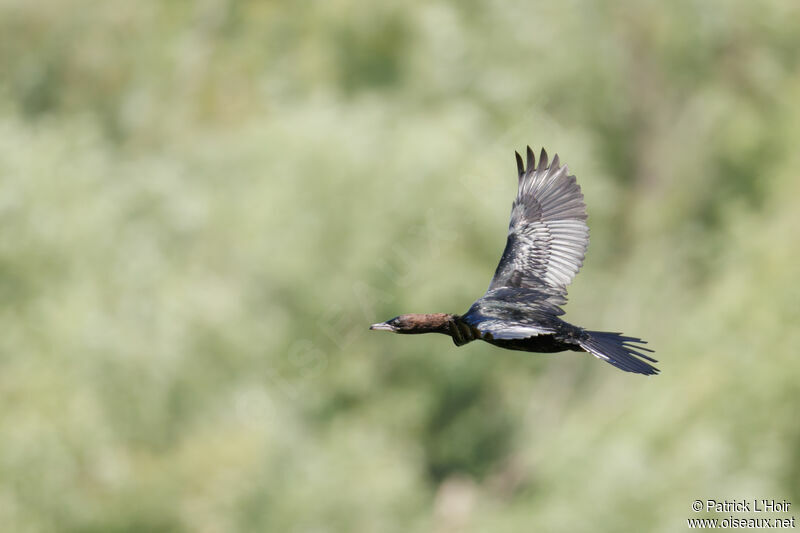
left=579, top=330, right=658, bottom=375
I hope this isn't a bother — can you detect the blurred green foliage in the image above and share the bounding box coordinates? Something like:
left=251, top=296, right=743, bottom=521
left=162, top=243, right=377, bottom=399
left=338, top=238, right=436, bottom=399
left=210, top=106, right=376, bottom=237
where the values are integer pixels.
left=1, top=0, right=800, bottom=531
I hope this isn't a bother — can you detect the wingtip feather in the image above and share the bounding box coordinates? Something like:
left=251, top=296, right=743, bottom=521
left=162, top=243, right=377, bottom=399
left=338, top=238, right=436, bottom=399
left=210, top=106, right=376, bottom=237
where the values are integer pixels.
left=526, top=146, right=534, bottom=174
left=538, top=148, right=549, bottom=171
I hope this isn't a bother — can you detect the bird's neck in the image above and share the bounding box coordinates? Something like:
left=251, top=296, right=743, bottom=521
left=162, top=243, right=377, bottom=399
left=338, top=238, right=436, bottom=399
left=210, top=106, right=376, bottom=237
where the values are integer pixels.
left=400, top=313, right=455, bottom=335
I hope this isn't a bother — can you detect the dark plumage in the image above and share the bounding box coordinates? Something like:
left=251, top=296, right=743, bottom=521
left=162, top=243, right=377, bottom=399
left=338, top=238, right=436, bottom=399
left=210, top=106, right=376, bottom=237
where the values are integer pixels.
left=370, top=147, right=658, bottom=375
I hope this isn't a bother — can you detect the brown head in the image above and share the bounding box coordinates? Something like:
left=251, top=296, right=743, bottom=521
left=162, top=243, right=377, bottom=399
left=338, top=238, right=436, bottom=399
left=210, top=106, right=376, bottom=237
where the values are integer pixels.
left=369, top=313, right=453, bottom=335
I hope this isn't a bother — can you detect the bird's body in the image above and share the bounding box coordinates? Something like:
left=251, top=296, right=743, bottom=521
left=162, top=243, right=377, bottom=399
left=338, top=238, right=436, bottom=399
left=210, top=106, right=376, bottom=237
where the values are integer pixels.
left=370, top=147, right=658, bottom=375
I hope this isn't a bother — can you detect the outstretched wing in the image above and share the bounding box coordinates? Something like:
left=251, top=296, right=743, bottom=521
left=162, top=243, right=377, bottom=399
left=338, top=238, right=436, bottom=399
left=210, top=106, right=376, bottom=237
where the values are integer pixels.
left=488, top=147, right=589, bottom=301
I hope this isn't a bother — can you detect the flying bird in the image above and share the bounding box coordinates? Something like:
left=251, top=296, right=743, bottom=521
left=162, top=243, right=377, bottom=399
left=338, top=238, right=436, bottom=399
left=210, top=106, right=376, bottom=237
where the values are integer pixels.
left=370, top=147, right=658, bottom=375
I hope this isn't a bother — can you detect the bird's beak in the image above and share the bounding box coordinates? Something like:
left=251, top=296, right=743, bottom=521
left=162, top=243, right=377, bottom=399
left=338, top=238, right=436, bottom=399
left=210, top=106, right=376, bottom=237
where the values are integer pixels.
left=369, top=322, right=395, bottom=331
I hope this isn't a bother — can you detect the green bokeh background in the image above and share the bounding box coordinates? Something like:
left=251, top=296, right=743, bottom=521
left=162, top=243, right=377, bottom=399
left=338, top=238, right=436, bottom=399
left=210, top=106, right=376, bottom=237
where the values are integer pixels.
left=2, top=1, right=799, bottom=531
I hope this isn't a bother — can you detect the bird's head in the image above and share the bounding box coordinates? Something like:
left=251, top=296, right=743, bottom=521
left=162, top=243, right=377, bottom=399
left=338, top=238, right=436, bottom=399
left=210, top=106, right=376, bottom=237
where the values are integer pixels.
left=369, top=313, right=452, bottom=335
left=369, top=315, right=415, bottom=333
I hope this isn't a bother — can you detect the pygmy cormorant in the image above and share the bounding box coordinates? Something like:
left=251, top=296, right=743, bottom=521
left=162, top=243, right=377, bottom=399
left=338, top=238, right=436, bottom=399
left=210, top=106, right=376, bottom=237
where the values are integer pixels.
left=370, top=147, right=658, bottom=375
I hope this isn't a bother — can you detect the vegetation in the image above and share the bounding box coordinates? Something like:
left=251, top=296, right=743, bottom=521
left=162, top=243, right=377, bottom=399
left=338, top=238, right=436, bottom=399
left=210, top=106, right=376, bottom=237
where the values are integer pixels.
left=1, top=1, right=799, bottom=531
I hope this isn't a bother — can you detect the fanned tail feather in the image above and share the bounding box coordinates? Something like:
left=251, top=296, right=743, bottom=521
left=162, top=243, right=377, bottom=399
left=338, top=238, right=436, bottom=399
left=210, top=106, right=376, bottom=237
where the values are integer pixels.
left=579, top=331, right=658, bottom=376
